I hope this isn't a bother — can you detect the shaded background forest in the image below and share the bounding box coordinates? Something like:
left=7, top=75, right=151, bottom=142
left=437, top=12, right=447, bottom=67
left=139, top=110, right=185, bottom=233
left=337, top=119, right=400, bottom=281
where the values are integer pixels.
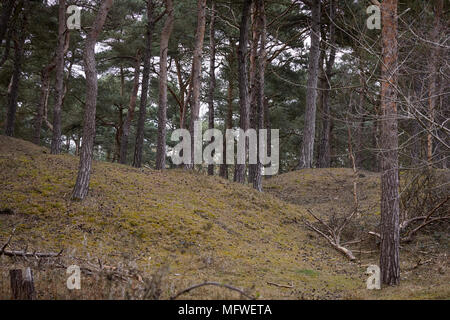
left=1, top=0, right=447, bottom=173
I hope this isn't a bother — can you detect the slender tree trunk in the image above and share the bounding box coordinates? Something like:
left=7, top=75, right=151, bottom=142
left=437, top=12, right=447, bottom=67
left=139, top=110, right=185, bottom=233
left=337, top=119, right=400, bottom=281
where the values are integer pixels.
left=354, top=57, right=365, bottom=169
left=133, top=0, right=155, bottom=168
left=298, top=0, right=321, bottom=169
left=34, top=64, right=54, bottom=144
left=50, top=0, right=66, bottom=154
left=174, top=58, right=191, bottom=130
left=379, top=0, right=400, bottom=286
left=155, top=0, right=174, bottom=170
left=207, top=2, right=216, bottom=176
left=74, top=135, right=80, bottom=156
left=248, top=1, right=260, bottom=184
left=72, top=0, right=113, bottom=200
left=119, top=51, right=141, bottom=164
left=426, top=0, right=443, bottom=168
left=234, top=0, right=252, bottom=183
left=4, top=0, right=28, bottom=137
left=219, top=46, right=235, bottom=179
left=264, top=97, right=271, bottom=157
left=187, top=0, right=207, bottom=169
left=318, top=0, right=335, bottom=168
left=252, top=0, right=266, bottom=192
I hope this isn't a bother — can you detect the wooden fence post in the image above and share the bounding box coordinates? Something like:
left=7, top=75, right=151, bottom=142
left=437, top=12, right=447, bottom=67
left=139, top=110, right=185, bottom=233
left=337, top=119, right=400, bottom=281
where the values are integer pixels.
left=9, top=268, right=35, bottom=300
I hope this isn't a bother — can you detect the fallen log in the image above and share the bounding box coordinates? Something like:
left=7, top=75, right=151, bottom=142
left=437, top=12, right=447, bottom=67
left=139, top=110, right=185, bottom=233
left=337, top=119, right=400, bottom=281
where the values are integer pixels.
left=2, top=249, right=63, bottom=258
left=170, top=282, right=255, bottom=300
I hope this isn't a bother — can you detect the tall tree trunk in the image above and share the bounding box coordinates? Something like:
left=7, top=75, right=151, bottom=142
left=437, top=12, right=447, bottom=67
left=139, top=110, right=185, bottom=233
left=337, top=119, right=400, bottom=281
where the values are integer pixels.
left=234, top=0, right=252, bottom=183
left=219, top=45, right=235, bottom=179
left=379, top=0, right=400, bottom=286
left=133, top=0, right=155, bottom=168
left=4, top=0, right=28, bottom=137
left=207, top=2, right=216, bottom=176
left=72, top=0, right=113, bottom=200
left=187, top=0, right=207, bottom=169
left=50, top=0, right=66, bottom=154
left=426, top=0, right=443, bottom=168
left=354, top=56, right=365, bottom=169
left=248, top=1, right=260, bottom=184
left=34, top=64, right=55, bottom=144
left=119, top=50, right=141, bottom=164
left=318, top=0, right=336, bottom=168
left=155, top=0, right=174, bottom=170
left=298, top=0, right=321, bottom=169
left=264, top=97, right=270, bottom=157
left=252, top=0, right=266, bottom=192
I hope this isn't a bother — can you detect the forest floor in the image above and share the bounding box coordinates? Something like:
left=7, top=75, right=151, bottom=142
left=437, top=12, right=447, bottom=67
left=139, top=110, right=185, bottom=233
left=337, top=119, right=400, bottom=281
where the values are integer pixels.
left=0, top=135, right=448, bottom=299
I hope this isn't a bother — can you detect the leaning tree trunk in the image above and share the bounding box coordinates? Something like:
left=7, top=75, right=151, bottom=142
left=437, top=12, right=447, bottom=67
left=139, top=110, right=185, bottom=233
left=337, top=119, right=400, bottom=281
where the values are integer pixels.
left=252, top=0, right=266, bottom=192
left=119, top=51, right=141, bottom=164
left=207, top=2, right=216, bottom=176
left=318, top=0, right=336, bottom=168
left=4, top=1, right=28, bottom=137
left=72, top=0, right=113, bottom=200
left=155, top=0, right=174, bottom=170
left=298, top=0, right=321, bottom=169
left=133, top=0, right=155, bottom=168
left=379, top=0, right=400, bottom=286
left=234, top=0, right=252, bottom=183
left=50, top=0, right=66, bottom=154
left=188, top=0, right=207, bottom=169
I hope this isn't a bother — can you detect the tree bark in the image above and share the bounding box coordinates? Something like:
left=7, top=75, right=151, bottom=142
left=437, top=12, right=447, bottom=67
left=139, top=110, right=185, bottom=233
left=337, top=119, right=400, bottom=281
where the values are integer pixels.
left=207, top=2, right=216, bottom=176
left=318, top=0, right=336, bottom=168
left=298, top=0, right=321, bottom=169
left=72, top=0, right=113, bottom=200
left=219, top=45, right=235, bottom=179
left=248, top=1, right=260, bottom=184
left=34, top=64, right=54, bottom=144
left=10, top=268, right=35, bottom=300
left=133, top=0, right=155, bottom=168
left=50, top=0, right=67, bottom=154
left=234, top=0, right=252, bottom=183
left=252, top=0, right=266, bottom=192
left=155, top=0, right=174, bottom=170
left=379, top=0, right=400, bottom=286
left=119, top=50, right=141, bottom=164
left=187, top=0, right=207, bottom=169
left=4, top=0, right=28, bottom=137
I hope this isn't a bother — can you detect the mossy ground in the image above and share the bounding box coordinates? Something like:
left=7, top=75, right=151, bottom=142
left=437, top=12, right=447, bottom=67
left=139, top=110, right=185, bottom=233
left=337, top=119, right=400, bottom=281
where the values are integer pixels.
left=0, top=136, right=448, bottom=299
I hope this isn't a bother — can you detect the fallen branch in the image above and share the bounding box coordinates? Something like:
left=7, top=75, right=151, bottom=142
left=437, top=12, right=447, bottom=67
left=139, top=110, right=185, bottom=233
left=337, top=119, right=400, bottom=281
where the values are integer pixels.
left=170, top=282, right=255, bottom=300
left=402, top=216, right=450, bottom=243
left=304, top=210, right=357, bottom=261
left=2, top=249, right=63, bottom=258
left=267, top=281, right=294, bottom=288
left=368, top=231, right=381, bottom=239
left=400, top=195, right=450, bottom=232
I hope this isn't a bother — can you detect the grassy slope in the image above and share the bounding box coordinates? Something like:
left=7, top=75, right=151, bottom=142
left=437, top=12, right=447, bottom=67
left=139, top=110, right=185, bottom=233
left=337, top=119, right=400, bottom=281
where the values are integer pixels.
left=0, top=135, right=448, bottom=299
